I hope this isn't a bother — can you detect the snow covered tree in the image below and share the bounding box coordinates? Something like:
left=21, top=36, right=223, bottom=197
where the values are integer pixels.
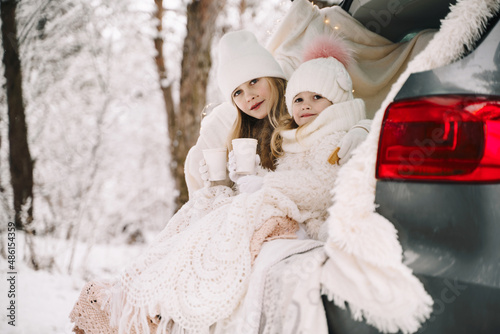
left=1, top=0, right=173, bottom=271
left=1, top=0, right=35, bottom=231
left=1, top=0, right=39, bottom=270
left=0, top=0, right=290, bottom=272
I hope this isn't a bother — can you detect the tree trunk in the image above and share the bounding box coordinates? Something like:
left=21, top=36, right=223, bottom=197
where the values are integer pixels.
left=152, top=0, right=178, bottom=209
left=1, top=1, right=35, bottom=230
left=154, top=0, right=226, bottom=211
left=1, top=0, right=38, bottom=270
left=175, top=0, right=226, bottom=209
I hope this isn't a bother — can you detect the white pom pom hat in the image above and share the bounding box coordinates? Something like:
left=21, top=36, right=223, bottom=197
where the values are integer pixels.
left=286, top=35, right=354, bottom=115
left=217, top=30, right=286, bottom=102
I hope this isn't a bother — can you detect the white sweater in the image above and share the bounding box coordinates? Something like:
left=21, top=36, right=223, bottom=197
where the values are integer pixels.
left=184, top=102, right=236, bottom=196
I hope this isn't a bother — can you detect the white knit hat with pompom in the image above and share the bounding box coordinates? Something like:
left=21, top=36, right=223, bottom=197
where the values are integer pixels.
left=217, top=30, right=286, bottom=102
left=286, top=34, right=354, bottom=115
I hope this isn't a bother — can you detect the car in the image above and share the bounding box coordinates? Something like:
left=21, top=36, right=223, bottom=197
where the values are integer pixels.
left=322, top=0, right=500, bottom=333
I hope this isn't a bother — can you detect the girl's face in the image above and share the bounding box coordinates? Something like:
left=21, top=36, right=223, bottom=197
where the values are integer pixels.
left=292, top=91, right=333, bottom=127
left=232, top=78, right=272, bottom=119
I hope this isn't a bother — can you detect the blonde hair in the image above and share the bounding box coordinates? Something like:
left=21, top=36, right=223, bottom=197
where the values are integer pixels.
left=271, top=114, right=299, bottom=158
left=227, top=77, right=287, bottom=170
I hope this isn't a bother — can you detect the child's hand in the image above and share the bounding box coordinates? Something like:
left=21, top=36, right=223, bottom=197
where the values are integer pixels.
left=338, top=124, right=369, bottom=165
left=237, top=175, right=264, bottom=193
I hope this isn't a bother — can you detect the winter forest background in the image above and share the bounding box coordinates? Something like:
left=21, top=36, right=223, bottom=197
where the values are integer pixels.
left=0, top=0, right=334, bottom=332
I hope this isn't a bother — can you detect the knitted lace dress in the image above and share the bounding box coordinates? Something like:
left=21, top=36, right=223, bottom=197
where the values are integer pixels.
left=70, top=185, right=235, bottom=334
left=71, top=99, right=365, bottom=334
left=70, top=174, right=307, bottom=334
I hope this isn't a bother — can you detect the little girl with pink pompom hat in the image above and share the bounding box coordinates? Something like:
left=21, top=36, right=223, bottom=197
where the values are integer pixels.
left=285, top=33, right=358, bottom=117
left=271, top=33, right=369, bottom=167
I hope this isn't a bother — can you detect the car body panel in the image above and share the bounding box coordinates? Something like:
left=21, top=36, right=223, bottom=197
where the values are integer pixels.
left=395, top=15, right=500, bottom=100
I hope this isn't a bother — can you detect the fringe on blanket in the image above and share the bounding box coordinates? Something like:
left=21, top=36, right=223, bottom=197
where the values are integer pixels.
left=321, top=286, right=432, bottom=334
left=320, top=244, right=433, bottom=334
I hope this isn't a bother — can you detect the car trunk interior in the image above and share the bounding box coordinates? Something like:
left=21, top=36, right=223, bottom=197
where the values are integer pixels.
left=343, top=0, right=458, bottom=42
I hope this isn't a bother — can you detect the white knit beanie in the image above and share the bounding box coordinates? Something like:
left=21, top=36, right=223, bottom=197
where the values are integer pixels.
left=217, top=30, right=286, bottom=102
left=286, top=35, right=354, bottom=115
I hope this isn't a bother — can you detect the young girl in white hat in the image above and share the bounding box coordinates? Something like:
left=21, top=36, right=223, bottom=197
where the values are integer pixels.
left=280, top=33, right=368, bottom=237
left=185, top=30, right=288, bottom=194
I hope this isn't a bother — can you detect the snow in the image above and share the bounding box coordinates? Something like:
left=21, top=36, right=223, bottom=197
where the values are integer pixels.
left=2, top=262, right=82, bottom=334
left=0, top=233, right=150, bottom=334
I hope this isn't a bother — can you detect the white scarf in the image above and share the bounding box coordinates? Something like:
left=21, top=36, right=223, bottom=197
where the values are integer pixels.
left=280, top=98, right=365, bottom=153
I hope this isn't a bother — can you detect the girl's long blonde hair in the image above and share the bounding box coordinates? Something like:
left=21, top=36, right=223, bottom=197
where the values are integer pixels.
left=270, top=113, right=299, bottom=159
left=227, top=77, right=287, bottom=171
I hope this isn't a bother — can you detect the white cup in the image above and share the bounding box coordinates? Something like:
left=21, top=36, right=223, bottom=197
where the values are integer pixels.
left=202, top=148, right=227, bottom=181
left=232, top=138, right=258, bottom=175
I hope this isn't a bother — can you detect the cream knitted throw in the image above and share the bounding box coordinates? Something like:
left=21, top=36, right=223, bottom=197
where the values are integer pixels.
left=96, top=98, right=364, bottom=334
left=211, top=239, right=325, bottom=334
left=100, top=174, right=310, bottom=333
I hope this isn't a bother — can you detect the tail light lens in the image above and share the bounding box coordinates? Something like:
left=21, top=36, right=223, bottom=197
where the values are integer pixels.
left=376, top=95, right=500, bottom=182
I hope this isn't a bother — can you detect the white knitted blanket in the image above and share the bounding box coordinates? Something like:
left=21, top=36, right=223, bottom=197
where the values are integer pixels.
left=102, top=98, right=363, bottom=334
left=104, top=183, right=308, bottom=333
left=212, top=239, right=325, bottom=334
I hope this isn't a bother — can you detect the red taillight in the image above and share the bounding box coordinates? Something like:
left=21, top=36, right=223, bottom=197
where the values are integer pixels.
left=376, top=95, right=500, bottom=182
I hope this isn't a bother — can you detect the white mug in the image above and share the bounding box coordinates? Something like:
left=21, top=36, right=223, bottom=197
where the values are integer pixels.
left=232, top=138, right=258, bottom=175
left=202, top=148, right=227, bottom=181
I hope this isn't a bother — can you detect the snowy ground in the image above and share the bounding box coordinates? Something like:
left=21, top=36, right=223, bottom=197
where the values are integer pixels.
left=1, top=232, right=152, bottom=334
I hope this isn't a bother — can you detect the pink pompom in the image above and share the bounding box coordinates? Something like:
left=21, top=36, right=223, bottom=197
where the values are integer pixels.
left=302, top=34, right=353, bottom=68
